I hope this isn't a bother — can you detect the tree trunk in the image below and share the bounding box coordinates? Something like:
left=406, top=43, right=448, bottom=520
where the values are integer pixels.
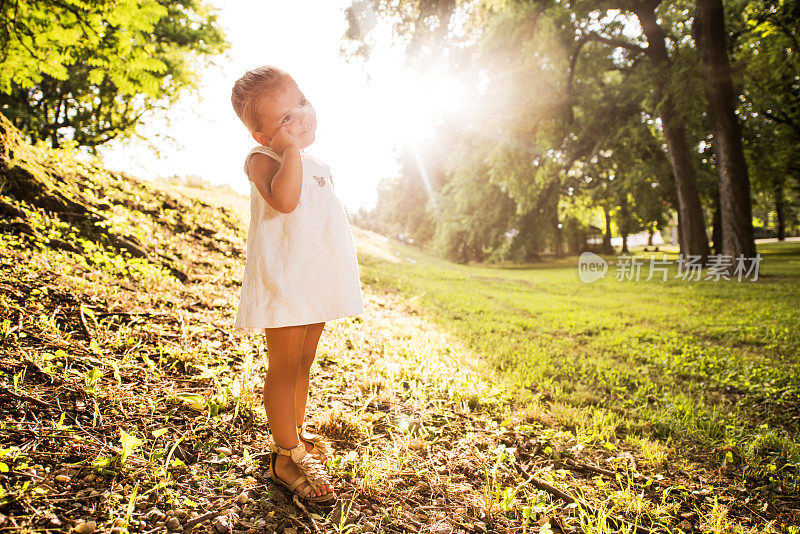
left=553, top=217, right=563, bottom=257
left=550, top=188, right=564, bottom=256
left=711, top=192, right=723, bottom=255
left=647, top=227, right=654, bottom=246
left=693, top=0, right=756, bottom=262
left=775, top=181, right=785, bottom=241
left=635, top=5, right=710, bottom=263
left=618, top=194, right=632, bottom=254
left=603, top=205, right=614, bottom=253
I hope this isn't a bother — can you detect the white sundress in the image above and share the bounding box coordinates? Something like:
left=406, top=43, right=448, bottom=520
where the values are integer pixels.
left=234, top=145, right=365, bottom=331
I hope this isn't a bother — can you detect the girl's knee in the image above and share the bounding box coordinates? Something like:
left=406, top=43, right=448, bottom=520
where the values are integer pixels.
left=266, top=358, right=303, bottom=377
left=299, top=351, right=316, bottom=370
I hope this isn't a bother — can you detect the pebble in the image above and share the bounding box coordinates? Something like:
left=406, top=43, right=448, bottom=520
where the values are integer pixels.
left=147, top=509, right=166, bottom=522
left=74, top=520, right=96, bottom=534
left=237, top=492, right=250, bottom=505
left=166, top=517, right=182, bottom=531
left=55, top=474, right=71, bottom=483
left=216, top=446, right=233, bottom=456
left=214, top=515, right=231, bottom=533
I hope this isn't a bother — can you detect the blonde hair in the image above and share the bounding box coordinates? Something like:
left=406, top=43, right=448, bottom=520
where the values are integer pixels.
left=231, top=65, right=293, bottom=132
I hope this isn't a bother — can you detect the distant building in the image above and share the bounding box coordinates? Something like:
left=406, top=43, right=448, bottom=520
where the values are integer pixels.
left=610, top=230, right=665, bottom=248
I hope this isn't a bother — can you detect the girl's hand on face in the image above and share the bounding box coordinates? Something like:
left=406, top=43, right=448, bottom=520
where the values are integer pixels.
left=269, top=126, right=299, bottom=155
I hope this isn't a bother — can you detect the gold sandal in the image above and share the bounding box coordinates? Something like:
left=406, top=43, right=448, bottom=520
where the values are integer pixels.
left=298, top=423, right=333, bottom=462
left=268, top=441, right=336, bottom=504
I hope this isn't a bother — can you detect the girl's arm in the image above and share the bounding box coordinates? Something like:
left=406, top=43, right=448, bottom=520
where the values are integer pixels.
left=249, top=145, right=303, bottom=214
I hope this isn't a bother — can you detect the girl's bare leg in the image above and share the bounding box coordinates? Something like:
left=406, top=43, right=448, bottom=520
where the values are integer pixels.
left=263, top=324, right=332, bottom=497
left=296, top=321, right=325, bottom=431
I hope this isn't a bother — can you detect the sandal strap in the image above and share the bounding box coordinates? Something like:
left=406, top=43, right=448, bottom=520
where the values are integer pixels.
left=288, top=473, right=312, bottom=495
left=297, top=424, right=325, bottom=442
left=297, top=426, right=333, bottom=459
left=269, top=441, right=307, bottom=463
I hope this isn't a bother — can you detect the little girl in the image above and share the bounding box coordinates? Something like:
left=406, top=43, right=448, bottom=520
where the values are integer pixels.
left=230, top=66, right=365, bottom=504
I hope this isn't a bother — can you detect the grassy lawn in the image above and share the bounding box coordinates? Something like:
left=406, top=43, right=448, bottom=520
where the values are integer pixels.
left=355, top=229, right=800, bottom=498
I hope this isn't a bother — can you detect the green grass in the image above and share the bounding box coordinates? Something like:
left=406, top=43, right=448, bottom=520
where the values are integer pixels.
left=354, top=230, right=800, bottom=496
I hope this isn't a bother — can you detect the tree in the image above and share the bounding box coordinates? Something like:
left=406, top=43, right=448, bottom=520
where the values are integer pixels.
left=343, top=0, right=797, bottom=259
left=431, top=158, right=520, bottom=263
left=732, top=0, right=800, bottom=240
left=344, top=0, right=714, bottom=259
left=618, top=1, right=708, bottom=262
left=0, top=0, right=227, bottom=148
left=742, top=110, right=800, bottom=240
left=693, top=0, right=756, bottom=261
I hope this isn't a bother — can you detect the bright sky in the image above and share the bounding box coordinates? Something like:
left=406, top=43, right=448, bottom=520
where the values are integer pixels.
left=97, top=0, right=428, bottom=213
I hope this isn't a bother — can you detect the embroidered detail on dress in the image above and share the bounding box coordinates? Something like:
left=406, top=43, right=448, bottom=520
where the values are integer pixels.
left=313, top=175, right=326, bottom=187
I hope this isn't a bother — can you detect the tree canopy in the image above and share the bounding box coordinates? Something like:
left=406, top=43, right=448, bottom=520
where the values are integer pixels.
left=0, top=0, right=228, bottom=148
left=347, top=0, right=799, bottom=263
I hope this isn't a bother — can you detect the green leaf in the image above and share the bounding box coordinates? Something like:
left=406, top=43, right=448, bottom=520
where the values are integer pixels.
left=80, top=306, right=98, bottom=327
left=85, top=368, right=103, bottom=390
left=119, top=430, right=142, bottom=466
left=173, top=393, right=207, bottom=412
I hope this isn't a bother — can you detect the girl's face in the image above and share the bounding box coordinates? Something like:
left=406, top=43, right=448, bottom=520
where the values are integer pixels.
left=253, top=77, right=317, bottom=149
